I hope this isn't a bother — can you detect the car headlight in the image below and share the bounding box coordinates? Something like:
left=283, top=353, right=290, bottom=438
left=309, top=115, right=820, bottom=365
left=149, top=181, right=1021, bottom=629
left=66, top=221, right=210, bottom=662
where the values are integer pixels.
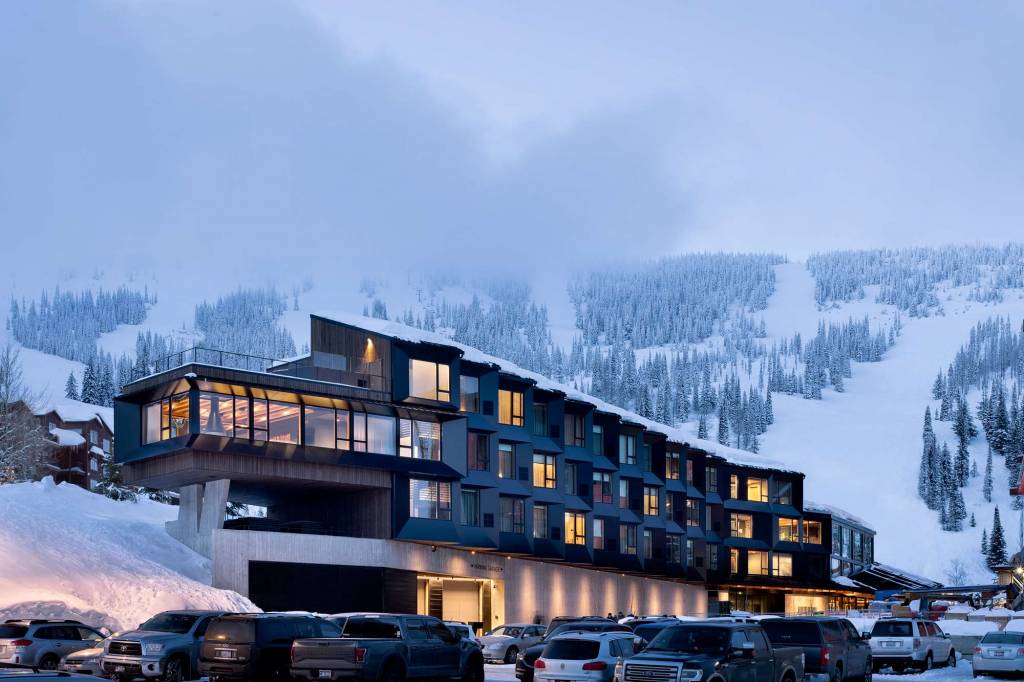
left=679, top=668, right=703, bottom=681
left=142, top=642, right=165, bottom=655
left=614, top=660, right=625, bottom=682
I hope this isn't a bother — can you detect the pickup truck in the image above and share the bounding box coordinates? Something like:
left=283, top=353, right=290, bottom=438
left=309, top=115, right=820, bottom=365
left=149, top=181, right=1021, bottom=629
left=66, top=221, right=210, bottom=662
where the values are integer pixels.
left=102, top=610, right=225, bottom=682
left=290, top=613, right=483, bottom=682
left=617, top=622, right=804, bottom=682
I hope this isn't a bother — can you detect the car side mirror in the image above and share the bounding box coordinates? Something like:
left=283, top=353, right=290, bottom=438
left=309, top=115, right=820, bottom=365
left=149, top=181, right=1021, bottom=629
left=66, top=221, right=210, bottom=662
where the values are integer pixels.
left=862, top=633, right=871, bottom=640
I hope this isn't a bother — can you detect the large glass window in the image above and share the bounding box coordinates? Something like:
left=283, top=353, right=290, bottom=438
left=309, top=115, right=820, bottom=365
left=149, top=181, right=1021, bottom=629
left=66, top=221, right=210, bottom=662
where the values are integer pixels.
left=686, top=499, right=701, bottom=527
left=565, top=414, right=585, bottom=447
left=685, top=539, right=694, bottom=567
left=143, top=394, right=189, bottom=444
left=468, top=432, right=489, bottom=471
left=773, top=552, right=793, bottom=577
left=564, top=462, right=578, bottom=496
left=199, top=392, right=234, bottom=436
left=730, top=548, right=739, bottom=574
left=459, top=375, right=479, bottom=413
left=853, top=531, right=863, bottom=561
left=665, top=451, right=680, bottom=480
left=565, top=512, right=586, bottom=545
left=618, top=434, right=636, bottom=465
left=644, top=486, right=660, bottom=516
left=500, top=496, right=525, bottom=534
left=593, top=472, right=612, bottom=504
left=842, top=526, right=852, bottom=558
left=303, top=405, right=335, bottom=448
left=706, top=465, right=718, bottom=493
left=532, top=453, right=556, bottom=488
left=268, top=401, right=301, bottom=444
left=593, top=518, right=605, bottom=549
left=592, top=424, right=604, bottom=455
left=498, top=442, right=515, bottom=479
left=731, top=513, right=753, bottom=538
left=620, top=524, right=637, bottom=555
left=399, top=419, right=440, bottom=460
left=533, top=504, right=549, bottom=539
left=747, top=477, right=768, bottom=502
left=532, top=403, right=548, bottom=437
left=748, top=550, right=769, bottom=576
left=618, top=479, right=629, bottom=509
left=410, top=359, right=451, bottom=402
left=778, top=517, right=800, bottom=542
left=773, top=480, right=793, bottom=506
left=667, top=535, right=681, bottom=564
left=410, top=479, right=451, bottom=520
left=803, top=520, right=823, bottom=544
left=498, top=389, right=524, bottom=426
left=461, top=489, right=480, bottom=526
left=253, top=399, right=268, bottom=441
left=729, top=474, right=738, bottom=498
left=643, top=529, right=654, bottom=560
left=366, top=414, right=397, bottom=454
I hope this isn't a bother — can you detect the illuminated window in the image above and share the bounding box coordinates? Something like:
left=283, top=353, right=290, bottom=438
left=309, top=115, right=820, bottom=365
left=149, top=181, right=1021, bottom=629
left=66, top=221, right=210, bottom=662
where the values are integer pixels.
left=565, top=512, right=586, bottom=546
left=803, top=520, right=822, bottom=544
left=729, top=474, right=738, bottom=499
left=773, top=552, right=793, bottom=577
left=644, top=486, right=660, bottom=516
left=643, top=530, right=654, bottom=560
left=667, top=535, right=681, bottom=564
left=778, top=517, right=800, bottom=542
left=198, top=392, right=234, bottom=437
left=461, top=489, right=480, bottom=526
left=498, top=442, right=515, bottom=479
left=268, top=401, right=301, bottom=444
left=500, top=496, right=525, bottom=533
left=747, top=477, right=768, bottom=502
left=399, top=419, right=441, bottom=460
left=748, top=550, right=769, bottom=576
left=409, top=359, right=451, bottom=402
left=706, top=465, right=718, bottom=493
left=592, top=425, right=604, bottom=455
left=730, top=513, right=753, bottom=539
left=498, top=389, right=525, bottom=426
left=409, top=479, right=451, bottom=520
left=593, top=519, right=605, bottom=549
left=533, top=504, right=549, bottom=539
left=468, top=432, right=489, bottom=471
left=366, top=414, right=397, bottom=454
left=730, top=548, right=739, bottom=574
left=773, top=480, right=793, bottom=505
left=143, top=394, right=189, bottom=443
left=620, top=524, right=637, bottom=555
left=686, top=499, right=701, bottom=527
left=253, top=399, right=268, bottom=442
left=593, top=472, right=613, bottom=504
left=618, top=434, right=637, bottom=465
left=303, top=405, right=335, bottom=448
left=619, top=479, right=630, bottom=509
left=565, top=414, right=585, bottom=447
left=459, top=375, right=479, bottom=412
left=532, top=453, right=556, bottom=488
left=665, top=451, right=680, bottom=480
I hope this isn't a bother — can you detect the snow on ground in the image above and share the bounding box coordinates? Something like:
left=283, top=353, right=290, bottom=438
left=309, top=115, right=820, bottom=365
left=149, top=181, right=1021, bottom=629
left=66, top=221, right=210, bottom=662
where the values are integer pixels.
left=0, top=478, right=256, bottom=631
left=758, top=265, right=1024, bottom=584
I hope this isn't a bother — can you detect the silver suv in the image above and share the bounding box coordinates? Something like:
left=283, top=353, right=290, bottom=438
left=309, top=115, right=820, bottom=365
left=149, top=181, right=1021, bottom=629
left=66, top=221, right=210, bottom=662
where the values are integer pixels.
left=868, top=618, right=956, bottom=672
left=0, top=620, right=106, bottom=670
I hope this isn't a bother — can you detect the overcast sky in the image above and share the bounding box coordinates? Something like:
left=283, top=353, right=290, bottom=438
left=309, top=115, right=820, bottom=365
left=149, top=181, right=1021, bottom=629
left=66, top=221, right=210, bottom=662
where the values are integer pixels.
left=1, top=1, right=1022, bottom=286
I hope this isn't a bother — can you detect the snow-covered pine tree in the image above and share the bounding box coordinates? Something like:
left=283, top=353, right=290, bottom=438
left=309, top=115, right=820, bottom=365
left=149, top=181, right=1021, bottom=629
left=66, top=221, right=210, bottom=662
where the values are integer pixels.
left=969, top=512, right=976, bottom=528
left=697, top=414, right=708, bottom=440
left=988, top=506, right=1008, bottom=568
left=717, top=405, right=729, bottom=446
left=64, top=372, right=78, bottom=400
left=79, top=359, right=97, bottom=405
left=984, top=448, right=994, bottom=502
left=972, top=459, right=979, bottom=478
left=981, top=528, right=988, bottom=556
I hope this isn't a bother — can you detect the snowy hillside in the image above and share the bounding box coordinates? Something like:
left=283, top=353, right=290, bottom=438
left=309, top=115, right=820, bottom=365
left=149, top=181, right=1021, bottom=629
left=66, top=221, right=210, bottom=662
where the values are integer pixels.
left=0, top=478, right=256, bottom=631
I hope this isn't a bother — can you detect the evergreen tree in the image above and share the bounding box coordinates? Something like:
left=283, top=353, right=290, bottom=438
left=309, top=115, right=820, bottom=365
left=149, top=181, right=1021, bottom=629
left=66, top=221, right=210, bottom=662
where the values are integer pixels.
left=764, top=392, right=774, bottom=425
left=79, top=359, right=97, bottom=405
left=984, top=448, right=994, bottom=502
left=988, top=506, right=1008, bottom=568
left=697, top=414, right=709, bottom=440
left=981, top=528, right=989, bottom=556
left=717, top=405, right=730, bottom=446
left=947, top=486, right=967, bottom=531
left=971, top=459, right=979, bottom=478
left=64, top=372, right=78, bottom=401
left=969, top=512, right=976, bottom=528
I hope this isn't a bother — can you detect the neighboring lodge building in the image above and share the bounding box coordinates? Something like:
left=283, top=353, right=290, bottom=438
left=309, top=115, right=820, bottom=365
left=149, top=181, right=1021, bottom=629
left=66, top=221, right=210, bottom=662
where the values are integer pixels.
left=115, top=313, right=877, bottom=628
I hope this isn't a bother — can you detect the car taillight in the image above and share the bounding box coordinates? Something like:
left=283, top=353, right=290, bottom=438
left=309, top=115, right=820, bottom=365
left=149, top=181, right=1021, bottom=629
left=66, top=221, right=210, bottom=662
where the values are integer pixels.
left=913, top=639, right=921, bottom=649
left=535, top=659, right=547, bottom=669
left=583, top=662, right=608, bottom=671
left=1017, top=648, right=1024, bottom=656
left=975, top=647, right=982, bottom=654
left=10, top=640, right=32, bottom=648
left=355, top=647, right=367, bottom=664
left=819, top=647, right=830, bottom=667
left=291, top=644, right=296, bottom=663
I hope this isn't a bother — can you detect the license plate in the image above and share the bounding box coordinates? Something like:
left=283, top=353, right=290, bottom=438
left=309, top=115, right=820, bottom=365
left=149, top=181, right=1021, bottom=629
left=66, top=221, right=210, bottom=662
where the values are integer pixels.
left=319, top=671, right=332, bottom=679
left=994, top=650, right=1005, bottom=657
left=882, top=642, right=899, bottom=648
left=215, top=649, right=237, bottom=660
left=114, top=665, right=126, bottom=673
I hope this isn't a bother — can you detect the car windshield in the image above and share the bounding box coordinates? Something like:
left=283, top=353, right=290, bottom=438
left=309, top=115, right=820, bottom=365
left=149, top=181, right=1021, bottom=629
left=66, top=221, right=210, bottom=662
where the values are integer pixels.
left=761, top=620, right=822, bottom=645
left=543, top=639, right=601, bottom=660
left=0, top=625, right=29, bottom=639
left=982, top=633, right=1024, bottom=645
left=140, top=613, right=199, bottom=634
left=871, top=622, right=914, bottom=638
left=491, top=626, right=524, bottom=637
left=646, top=626, right=731, bottom=653
left=635, top=624, right=672, bottom=642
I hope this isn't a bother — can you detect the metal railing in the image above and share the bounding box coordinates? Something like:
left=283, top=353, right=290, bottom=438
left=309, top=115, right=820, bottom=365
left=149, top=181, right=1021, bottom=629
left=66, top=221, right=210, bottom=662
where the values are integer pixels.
left=129, top=347, right=292, bottom=382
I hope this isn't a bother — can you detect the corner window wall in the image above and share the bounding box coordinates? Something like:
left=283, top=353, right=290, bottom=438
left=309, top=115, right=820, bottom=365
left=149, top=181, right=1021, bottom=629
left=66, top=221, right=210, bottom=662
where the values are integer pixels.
left=409, top=359, right=451, bottom=402
left=399, top=419, right=441, bottom=460
left=143, top=394, right=189, bottom=443
left=410, top=478, right=451, bottom=520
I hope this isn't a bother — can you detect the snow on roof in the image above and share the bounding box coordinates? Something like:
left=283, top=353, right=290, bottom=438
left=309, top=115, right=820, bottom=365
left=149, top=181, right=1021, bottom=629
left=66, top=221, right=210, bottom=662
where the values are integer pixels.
left=803, top=500, right=873, bottom=530
left=832, top=575, right=864, bottom=588
left=35, top=398, right=114, bottom=433
left=49, top=427, right=85, bottom=447
left=89, top=446, right=105, bottom=457
left=313, top=311, right=795, bottom=472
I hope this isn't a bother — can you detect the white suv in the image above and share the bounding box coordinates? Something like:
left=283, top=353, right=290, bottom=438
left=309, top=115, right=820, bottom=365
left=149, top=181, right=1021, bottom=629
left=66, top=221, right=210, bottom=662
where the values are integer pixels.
left=535, top=630, right=636, bottom=682
left=868, top=618, right=956, bottom=672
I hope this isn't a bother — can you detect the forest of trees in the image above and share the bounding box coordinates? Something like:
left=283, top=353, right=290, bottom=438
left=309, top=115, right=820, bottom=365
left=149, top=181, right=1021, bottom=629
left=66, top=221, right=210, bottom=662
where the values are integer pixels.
left=807, top=243, right=1024, bottom=316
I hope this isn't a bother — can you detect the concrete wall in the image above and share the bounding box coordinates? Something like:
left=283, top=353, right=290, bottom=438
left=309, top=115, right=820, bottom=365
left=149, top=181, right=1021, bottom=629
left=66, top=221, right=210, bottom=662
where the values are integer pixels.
left=212, top=529, right=708, bottom=621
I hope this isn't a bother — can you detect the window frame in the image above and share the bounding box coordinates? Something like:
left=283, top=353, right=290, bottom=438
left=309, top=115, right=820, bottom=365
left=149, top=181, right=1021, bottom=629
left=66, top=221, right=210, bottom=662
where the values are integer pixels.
left=498, top=389, right=525, bottom=426
left=643, top=486, right=660, bottom=517
left=778, top=517, right=800, bottom=543
left=499, top=496, right=525, bottom=534
left=803, top=520, right=823, bottom=544
left=409, top=478, right=452, bottom=520
left=532, top=453, right=556, bottom=489
left=746, top=477, right=769, bottom=503
left=686, top=498, right=701, bottom=527
left=748, top=549, right=769, bottom=576
left=498, top=442, right=515, bottom=479
left=618, top=433, right=637, bottom=465
left=665, top=451, right=681, bottom=480
left=459, top=374, right=480, bottom=413
left=593, top=471, right=613, bottom=504
left=772, top=552, right=793, bottom=577
left=409, top=359, right=451, bottom=402
left=565, top=511, right=586, bottom=546
left=565, top=413, right=585, bottom=448
left=620, top=524, right=638, bottom=555
left=468, top=432, right=489, bottom=471
left=460, top=488, right=480, bottom=526
left=730, top=513, right=753, bottom=539
left=533, top=503, right=549, bottom=539
left=593, top=518, right=605, bottom=550
left=705, top=465, right=718, bottom=493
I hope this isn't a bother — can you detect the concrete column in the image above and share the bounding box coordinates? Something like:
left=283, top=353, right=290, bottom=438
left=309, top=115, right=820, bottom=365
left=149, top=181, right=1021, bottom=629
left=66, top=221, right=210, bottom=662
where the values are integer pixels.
left=165, top=480, right=229, bottom=559
left=199, top=479, right=231, bottom=536
left=166, top=484, right=202, bottom=544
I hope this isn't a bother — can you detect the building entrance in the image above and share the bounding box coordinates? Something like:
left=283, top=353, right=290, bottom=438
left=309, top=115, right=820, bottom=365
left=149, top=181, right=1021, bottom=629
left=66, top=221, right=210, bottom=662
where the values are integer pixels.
left=417, top=575, right=504, bottom=635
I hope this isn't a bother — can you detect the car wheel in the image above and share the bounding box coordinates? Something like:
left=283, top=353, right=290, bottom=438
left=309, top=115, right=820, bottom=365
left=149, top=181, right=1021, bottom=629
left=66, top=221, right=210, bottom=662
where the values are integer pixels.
left=948, top=651, right=957, bottom=668
left=381, top=661, right=406, bottom=682
left=831, top=664, right=843, bottom=682
left=924, top=653, right=933, bottom=671
left=38, top=654, right=60, bottom=671
left=462, top=654, right=484, bottom=682
left=163, top=656, right=186, bottom=682
left=505, top=647, right=520, bottom=665
left=863, top=659, right=873, bottom=682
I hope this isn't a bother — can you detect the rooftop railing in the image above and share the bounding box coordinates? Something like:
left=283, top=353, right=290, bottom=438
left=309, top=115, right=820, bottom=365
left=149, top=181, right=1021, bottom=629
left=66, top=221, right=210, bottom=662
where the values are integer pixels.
left=128, top=347, right=297, bottom=382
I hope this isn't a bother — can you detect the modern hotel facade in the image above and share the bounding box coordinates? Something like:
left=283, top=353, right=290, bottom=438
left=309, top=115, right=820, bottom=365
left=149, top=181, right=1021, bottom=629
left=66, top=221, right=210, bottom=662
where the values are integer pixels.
left=115, top=313, right=873, bottom=628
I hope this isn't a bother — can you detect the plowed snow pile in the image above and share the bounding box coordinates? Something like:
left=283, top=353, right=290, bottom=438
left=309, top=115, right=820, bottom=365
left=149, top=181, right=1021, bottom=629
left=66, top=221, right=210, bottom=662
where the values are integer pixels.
left=0, top=477, right=256, bottom=630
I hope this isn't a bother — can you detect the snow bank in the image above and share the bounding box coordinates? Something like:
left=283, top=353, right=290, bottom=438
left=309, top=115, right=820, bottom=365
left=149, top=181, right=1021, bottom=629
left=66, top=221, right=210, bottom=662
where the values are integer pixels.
left=0, top=478, right=256, bottom=631
left=938, top=620, right=999, bottom=636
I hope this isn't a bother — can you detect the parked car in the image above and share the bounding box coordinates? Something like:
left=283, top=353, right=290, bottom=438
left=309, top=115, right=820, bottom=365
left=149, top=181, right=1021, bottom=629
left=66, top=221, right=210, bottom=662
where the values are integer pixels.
left=972, top=630, right=1024, bottom=678
left=102, top=610, right=225, bottom=682
left=534, top=631, right=636, bottom=682
left=547, top=617, right=612, bottom=633
left=481, top=624, right=545, bottom=664
left=624, top=618, right=679, bottom=633
left=632, top=620, right=682, bottom=647
left=761, top=616, right=872, bottom=681
left=0, top=620, right=106, bottom=671
left=198, top=613, right=340, bottom=682
left=618, top=622, right=804, bottom=682
left=289, top=613, right=484, bottom=682
left=867, top=618, right=955, bottom=672
left=59, top=641, right=108, bottom=677
left=516, top=621, right=631, bottom=682
left=445, top=622, right=481, bottom=647
left=0, top=668, right=106, bottom=679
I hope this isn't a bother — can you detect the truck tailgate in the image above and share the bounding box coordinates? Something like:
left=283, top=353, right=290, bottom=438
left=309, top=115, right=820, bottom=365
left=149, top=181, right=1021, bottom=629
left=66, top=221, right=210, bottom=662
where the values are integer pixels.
left=292, top=638, right=359, bottom=668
